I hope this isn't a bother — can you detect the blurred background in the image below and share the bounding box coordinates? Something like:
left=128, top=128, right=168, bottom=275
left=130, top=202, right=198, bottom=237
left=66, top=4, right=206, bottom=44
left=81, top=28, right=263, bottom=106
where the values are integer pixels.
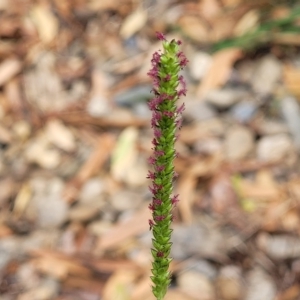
left=1, top=0, right=300, bottom=299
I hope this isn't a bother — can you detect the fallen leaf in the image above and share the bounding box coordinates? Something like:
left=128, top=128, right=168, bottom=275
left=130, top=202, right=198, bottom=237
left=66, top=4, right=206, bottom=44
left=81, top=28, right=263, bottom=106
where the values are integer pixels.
left=233, top=10, right=259, bottom=37
left=45, top=119, right=76, bottom=152
left=120, top=9, right=147, bottom=39
left=196, top=48, right=243, bottom=99
left=30, top=4, right=59, bottom=43
left=283, top=64, right=300, bottom=98
left=0, top=59, right=22, bottom=86
left=97, top=205, right=150, bottom=251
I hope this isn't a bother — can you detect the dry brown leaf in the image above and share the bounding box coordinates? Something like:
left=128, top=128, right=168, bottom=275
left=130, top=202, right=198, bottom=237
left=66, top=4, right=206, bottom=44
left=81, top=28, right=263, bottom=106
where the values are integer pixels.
left=13, top=183, right=32, bottom=218
left=64, top=277, right=104, bottom=294
left=196, top=48, right=243, bottom=99
left=283, top=64, right=300, bottom=98
left=102, top=269, right=138, bottom=300
left=277, top=285, right=300, bottom=300
left=120, top=9, right=147, bottom=39
left=30, top=4, right=59, bottom=43
left=210, top=172, right=237, bottom=214
left=198, top=0, right=222, bottom=22
left=178, top=15, right=209, bottom=43
left=177, top=173, right=197, bottom=224
left=31, top=250, right=92, bottom=279
left=97, top=204, right=151, bottom=251
left=0, top=59, right=22, bottom=86
left=63, top=133, right=115, bottom=203
left=233, top=9, right=259, bottom=37
left=111, top=126, right=138, bottom=182
left=0, top=225, right=13, bottom=237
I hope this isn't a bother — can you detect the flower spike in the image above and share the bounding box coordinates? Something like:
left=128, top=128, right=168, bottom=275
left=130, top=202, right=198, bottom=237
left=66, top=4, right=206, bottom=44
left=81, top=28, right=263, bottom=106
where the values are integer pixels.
left=147, top=33, right=188, bottom=300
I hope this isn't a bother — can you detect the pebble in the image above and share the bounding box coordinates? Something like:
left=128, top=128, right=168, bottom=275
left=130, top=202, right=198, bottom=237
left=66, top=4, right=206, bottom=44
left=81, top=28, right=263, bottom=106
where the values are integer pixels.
left=45, top=119, right=76, bottom=152
left=68, top=204, right=101, bottom=222
left=185, top=99, right=216, bottom=122
left=205, top=88, right=248, bottom=109
left=189, top=51, right=212, bottom=81
left=251, top=55, right=282, bottom=95
left=215, top=265, right=243, bottom=300
left=87, top=94, right=111, bottom=117
left=0, top=237, right=20, bottom=272
left=230, top=101, right=257, bottom=123
left=114, top=85, right=151, bottom=107
left=17, top=277, right=59, bottom=300
left=257, top=232, right=300, bottom=260
left=79, top=177, right=105, bottom=204
left=28, top=178, right=68, bottom=228
left=183, top=259, right=218, bottom=280
left=257, top=134, right=294, bottom=162
left=25, top=133, right=61, bottom=169
left=87, top=221, right=112, bottom=237
left=256, top=119, right=289, bottom=136
left=111, top=190, right=142, bottom=211
left=244, top=267, right=276, bottom=300
left=171, top=223, right=228, bottom=261
left=224, top=126, right=254, bottom=161
left=280, top=96, right=300, bottom=149
left=177, top=270, right=215, bottom=300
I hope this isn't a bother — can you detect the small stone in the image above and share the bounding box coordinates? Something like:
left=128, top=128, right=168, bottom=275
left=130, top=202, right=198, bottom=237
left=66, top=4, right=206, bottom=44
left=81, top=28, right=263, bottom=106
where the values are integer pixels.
left=280, top=96, right=300, bottom=149
left=87, top=94, right=111, bottom=117
left=194, top=137, right=222, bottom=155
left=68, top=204, right=100, bottom=222
left=88, top=221, right=112, bottom=237
left=251, top=55, right=282, bottom=94
left=244, top=267, right=276, bottom=300
left=257, top=233, right=300, bottom=260
left=230, top=101, right=257, bottom=123
left=189, top=51, right=212, bottom=80
left=45, top=119, right=76, bottom=152
left=224, top=126, right=254, bottom=161
left=256, top=119, right=289, bottom=136
left=79, top=177, right=105, bottom=204
left=25, top=133, right=61, bottom=169
left=17, top=277, right=59, bottom=300
left=185, top=98, right=216, bottom=122
left=257, top=134, right=294, bottom=162
left=12, top=121, right=31, bottom=140
left=215, top=265, right=243, bottom=300
left=177, top=271, right=215, bottom=300
left=205, top=88, right=248, bottom=109
left=28, top=178, right=68, bottom=228
left=111, top=190, right=142, bottom=211
left=183, top=259, right=218, bottom=280
left=114, top=85, right=151, bottom=107
left=171, top=223, right=228, bottom=261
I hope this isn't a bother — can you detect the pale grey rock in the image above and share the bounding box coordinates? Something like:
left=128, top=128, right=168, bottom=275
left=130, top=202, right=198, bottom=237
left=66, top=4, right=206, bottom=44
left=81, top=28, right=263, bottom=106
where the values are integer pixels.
left=171, top=222, right=229, bottom=261
left=205, top=88, right=248, bottom=109
left=224, top=126, right=254, bottom=161
left=177, top=270, right=215, bottom=300
left=111, top=190, right=142, bottom=211
left=189, top=51, right=212, bottom=80
left=244, top=267, right=276, bottom=300
left=28, top=178, right=68, bottom=228
left=79, top=177, right=105, bottom=204
left=68, top=204, right=101, bottom=222
left=230, top=101, right=257, bottom=123
left=251, top=55, right=282, bottom=94
left=280, top=96, right=300, bottom=149
left=185, top=99, right=216, bottom=121
left=87, top=94, right=111, bottom=117
left=257, top=233, right=300, bottom=260
left=257, top=134, right=294, bottom=162
left=256, top=119, right=289, bottom=136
